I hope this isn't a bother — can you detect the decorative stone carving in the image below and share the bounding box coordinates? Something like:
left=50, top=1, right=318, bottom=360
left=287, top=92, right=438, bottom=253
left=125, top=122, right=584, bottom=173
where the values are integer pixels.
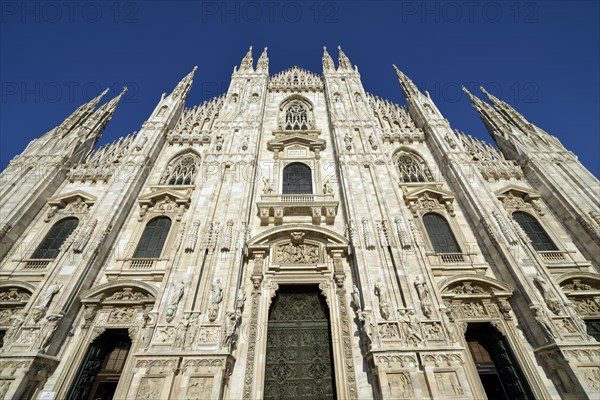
left=108, top=307, right=136, bottom=324
left=394, top=216, right=412, bottom=250
left=387, top=373, right=414, bottom=398
left=137, top=377, right=164, bottom=400
left=435, top=371, right=464, bottom=396
left=72, top=218, right=97, bottom=253
left=207, top=279, right=223, bottom=322
left=221, top=220, right=234, bottom=252
left=0, top=289, right=30, bottom=302
left=185, top=219, right=201, bottom=253
left=450, top=282, right=487, bottom=295
left=187, top=377, right=214, bottom=399
left=362, top=218, right=375, bottom=250
left=275, top=242, right=319, bottom=264
left=461, top=302, right=486, bottom=318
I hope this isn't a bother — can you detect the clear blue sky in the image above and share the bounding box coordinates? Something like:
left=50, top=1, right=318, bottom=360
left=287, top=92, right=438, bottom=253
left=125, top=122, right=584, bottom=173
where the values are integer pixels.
left=1, top=1, right=598, bottom=177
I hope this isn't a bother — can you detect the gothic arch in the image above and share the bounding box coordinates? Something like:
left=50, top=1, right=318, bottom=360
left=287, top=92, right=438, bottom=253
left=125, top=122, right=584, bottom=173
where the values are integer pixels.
left=160, top=150, right=201, bottom=185
left=392, top=147, right=434, bottom=183
left=278, top=95, right=315, bottom=131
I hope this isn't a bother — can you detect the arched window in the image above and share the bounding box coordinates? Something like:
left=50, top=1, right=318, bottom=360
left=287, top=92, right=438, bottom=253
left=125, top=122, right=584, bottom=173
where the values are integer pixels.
left=31, top=217, right=79, bottom=259
left=282, top=163, right=312, bottom=194
left=285, top=103, right=309, bottom=130
left=423, top=213, right=460, bottom=253
left=397, top=153, right=433, bottom=183
left=512, top=212, right=558, bottom=251
left=132, top=217, right=172, bottom=259
left=161, top=154, right=198, bottom=185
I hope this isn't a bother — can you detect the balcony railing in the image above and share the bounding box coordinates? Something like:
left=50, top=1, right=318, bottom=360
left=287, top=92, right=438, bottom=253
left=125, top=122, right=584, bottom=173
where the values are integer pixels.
left=128, top=258, right=157, bottom=269
left=260, top=194, right=334, bottom=203
left=257, top=194, right=338, bottom=225
left=539, top=251, right=567, bottom=262
left=23, top=259, right=52, bottom=269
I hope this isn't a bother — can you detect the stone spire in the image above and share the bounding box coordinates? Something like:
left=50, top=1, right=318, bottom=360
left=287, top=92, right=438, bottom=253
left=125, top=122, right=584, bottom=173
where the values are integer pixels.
left=337, top=46, right=352, bottom=70
left=239, top=46, right=254, bottom=72
left=256, top=47, right=269, bottom=73
left=462, top=86, right=511, bottom=137
left=169, top=66, right=198, bottom=101
left=56, top=88, right=110, bottom=137
left=322, top=46, right=335, bottom=72
left=393, top=65, right=421, bottom=99
left=480, top=86, right=535, bottom=133
left=71, top=87, right=128, bottom=159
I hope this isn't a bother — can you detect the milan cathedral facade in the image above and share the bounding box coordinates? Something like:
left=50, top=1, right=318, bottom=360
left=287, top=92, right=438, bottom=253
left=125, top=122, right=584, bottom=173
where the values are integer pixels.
left=0, top=47, right=599, bottom=400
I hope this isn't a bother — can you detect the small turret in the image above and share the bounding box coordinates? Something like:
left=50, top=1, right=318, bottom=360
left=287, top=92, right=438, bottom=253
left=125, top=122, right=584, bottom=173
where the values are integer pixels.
left=256, top=47, right=269, bottom=74
left=322, top=46, right=335, bottom=72
left=238, top=46, right=254, bottom=72
left=337, top=46, right=352, bottom=71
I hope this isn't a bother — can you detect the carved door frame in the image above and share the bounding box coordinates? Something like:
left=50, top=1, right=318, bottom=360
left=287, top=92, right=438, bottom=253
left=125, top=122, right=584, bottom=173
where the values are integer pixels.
left=244, top=227, right=356, bottom=399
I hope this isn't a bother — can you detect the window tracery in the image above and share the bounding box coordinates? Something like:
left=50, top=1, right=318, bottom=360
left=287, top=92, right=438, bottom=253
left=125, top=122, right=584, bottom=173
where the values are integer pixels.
left=161, top=154, right=199, bottom=185
left=397, top=153, right=433, bottom=183
left=285, top=103, right=309, bottom=131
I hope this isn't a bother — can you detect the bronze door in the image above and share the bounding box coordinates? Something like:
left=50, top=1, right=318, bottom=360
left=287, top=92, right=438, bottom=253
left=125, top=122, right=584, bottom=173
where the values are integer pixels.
left=264, top=286, right=336, bottom=399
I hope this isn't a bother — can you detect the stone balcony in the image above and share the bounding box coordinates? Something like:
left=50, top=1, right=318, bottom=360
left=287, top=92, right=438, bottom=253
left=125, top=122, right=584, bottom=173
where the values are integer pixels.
left=257, top=194, right=339, bottom=225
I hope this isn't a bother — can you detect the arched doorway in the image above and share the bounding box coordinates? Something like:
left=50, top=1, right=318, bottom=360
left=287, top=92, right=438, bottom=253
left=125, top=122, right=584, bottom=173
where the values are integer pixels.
left=465, top=324, right=532, bottom=400
left=264, top=285, right=336, bottom=399
left=67, top=329, right=132, bottom=400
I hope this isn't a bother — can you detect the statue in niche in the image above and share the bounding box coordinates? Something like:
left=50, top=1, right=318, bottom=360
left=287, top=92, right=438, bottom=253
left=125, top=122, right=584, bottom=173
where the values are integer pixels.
left=374, top=282, right=391, bottom=320
left=208, top=279, right=223, bottom=322
left=40, top=282, right=62, bottom=309
left=531, top=305, right=557, bottom=340
left=351, top=285, right=362, bottom=311
left=166, top=280, right=184, bottom=323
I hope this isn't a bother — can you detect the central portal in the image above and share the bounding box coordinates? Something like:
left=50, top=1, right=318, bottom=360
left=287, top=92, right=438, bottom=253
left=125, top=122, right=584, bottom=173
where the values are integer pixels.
left=264, top=285, right=336, bottom=399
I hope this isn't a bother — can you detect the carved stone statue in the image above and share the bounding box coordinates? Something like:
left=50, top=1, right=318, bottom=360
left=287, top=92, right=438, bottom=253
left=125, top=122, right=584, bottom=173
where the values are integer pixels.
left=374, top=282, right=391, bottom=320
left=39, top=314, right=61, bottom=353
left=236, top=289, right=246, bottom=313
left=262, top=177, right=274, bottom=194
left=535, top=274, right=562, bottom=315
left=414, top=275, right=432, bottom=318
left=323, top=180, right=333, bottom=194
left=166, top=280, right=185, bottom=323
left=208, top=279, right=223, bottom=322
left=531, top=305, right=557, bottom=340
left=40, top=282, right=62, bottom=309
left=223, top=310, right=241, bottom=352
left=351, top=285, right=361, bottom=311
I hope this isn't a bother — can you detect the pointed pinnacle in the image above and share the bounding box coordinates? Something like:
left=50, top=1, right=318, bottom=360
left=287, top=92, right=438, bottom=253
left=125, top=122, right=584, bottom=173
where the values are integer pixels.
left=479, top=86, right=490, bottom=96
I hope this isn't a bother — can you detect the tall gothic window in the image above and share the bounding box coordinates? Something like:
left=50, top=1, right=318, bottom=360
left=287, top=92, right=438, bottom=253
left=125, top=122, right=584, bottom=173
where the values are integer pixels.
left=397, top=153, right=433, bottom=183
left=31, top=217, right=79, bottom=259
left=285, top=103, right=309, bottom=130
left=423, top=213, right=461, bottom=253
left=132, top=217, right=172, bottom=259
left=512, top=211, right=558, bottom=251
left=282, top=163, right=313, bottom=194
left=161, top=154, right=198, bottom=185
